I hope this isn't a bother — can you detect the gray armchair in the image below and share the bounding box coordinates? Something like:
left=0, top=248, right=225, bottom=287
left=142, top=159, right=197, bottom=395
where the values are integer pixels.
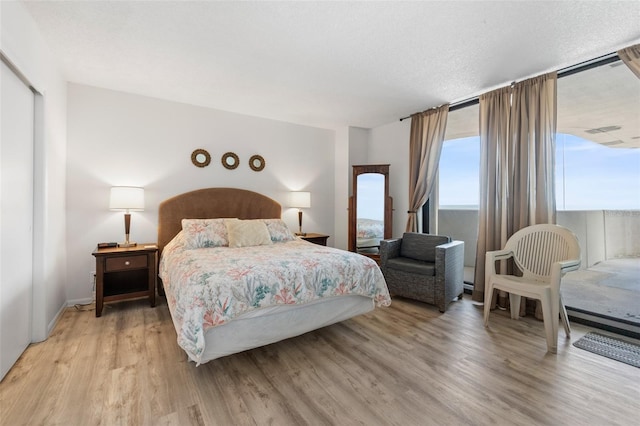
left=380, top=233, right=464, bottom=312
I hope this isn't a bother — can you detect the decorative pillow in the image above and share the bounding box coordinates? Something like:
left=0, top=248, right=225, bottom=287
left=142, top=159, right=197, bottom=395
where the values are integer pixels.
left=226, top=219, right=273, bottom=248
left=181, top=218, right=237, bottom=249
left=263, top=219, right=296, bottom=242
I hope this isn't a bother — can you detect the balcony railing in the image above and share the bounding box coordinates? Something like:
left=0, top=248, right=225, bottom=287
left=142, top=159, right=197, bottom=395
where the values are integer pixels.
left=438, top=209, right=640, bottom=270
left=438, top=208, right=640, bottom=335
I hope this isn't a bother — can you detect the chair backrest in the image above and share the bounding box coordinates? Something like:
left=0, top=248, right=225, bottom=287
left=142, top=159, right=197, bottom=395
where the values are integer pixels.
left=503, top=224, right=580, bottom=281
left=400, top=233, right=451, bottom=262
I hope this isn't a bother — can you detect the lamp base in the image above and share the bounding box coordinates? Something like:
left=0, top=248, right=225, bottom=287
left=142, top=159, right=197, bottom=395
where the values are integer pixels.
left=119, top=231, right=136, bottom=248
left=295, top=232, right=307, bottom=237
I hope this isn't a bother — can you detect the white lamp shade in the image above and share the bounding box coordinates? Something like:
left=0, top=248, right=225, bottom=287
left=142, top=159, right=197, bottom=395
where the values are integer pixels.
left=290, top=191, right=311, bottom=209
left=109, top=186, right=145, bottom=211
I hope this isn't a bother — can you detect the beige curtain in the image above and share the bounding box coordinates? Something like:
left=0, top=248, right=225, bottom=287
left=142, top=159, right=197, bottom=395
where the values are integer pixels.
left=618, top=44, right=640, bottom=79
left=406, top=105, right=449, bottom=232
left=473, top=72, right=558, bottom=309
left=510, top=73, right=557, bottom=229
left=473, top=87, right=512, bottom=302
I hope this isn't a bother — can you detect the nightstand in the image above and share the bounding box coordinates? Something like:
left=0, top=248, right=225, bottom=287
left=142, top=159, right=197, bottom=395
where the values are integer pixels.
left=299, top=233, right=330, bottom=246
left=92, top=244, right=157, bottom=317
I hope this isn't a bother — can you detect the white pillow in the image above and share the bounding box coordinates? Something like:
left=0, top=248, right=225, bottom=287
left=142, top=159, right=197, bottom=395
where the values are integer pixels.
left=226, top=219, right=273, bottom=248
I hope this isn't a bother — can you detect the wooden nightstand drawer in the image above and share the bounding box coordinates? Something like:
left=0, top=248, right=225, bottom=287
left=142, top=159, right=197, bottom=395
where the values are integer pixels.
left=105, top=255, right=147, bottom=272
left=299, top=233, right=330, bottom=246
left=93, top=244, right=158, bottom=317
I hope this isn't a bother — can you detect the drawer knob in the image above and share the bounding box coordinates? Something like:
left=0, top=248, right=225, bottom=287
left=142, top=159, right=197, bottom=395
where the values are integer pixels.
left=125, top=261, right=130, bottom=266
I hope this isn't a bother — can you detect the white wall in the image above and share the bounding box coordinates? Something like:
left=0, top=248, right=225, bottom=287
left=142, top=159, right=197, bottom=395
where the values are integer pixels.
left=335, top=126, right=378, bottom=250
left=334, top=127, right=349, bottom=249
left=1, top=1, right=68, bottom=340
left=66, top=84, right=336, bottom=302
left=348, top=127, right=369, bottom=167
left=368, top=120, right=411, bottom=239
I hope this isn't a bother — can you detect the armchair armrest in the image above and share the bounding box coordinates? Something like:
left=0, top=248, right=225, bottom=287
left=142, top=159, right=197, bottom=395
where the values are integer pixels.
left=380, top=238, right=401, bottom=266
left=551, top=258, right=581, bottom=291
left=484, top=249, right=513, bottom=277
left=435, top=240, right=465, bottom=275
left=435, top=240, right=465, bottom=311
left=558, top=258, right=581, bottom=274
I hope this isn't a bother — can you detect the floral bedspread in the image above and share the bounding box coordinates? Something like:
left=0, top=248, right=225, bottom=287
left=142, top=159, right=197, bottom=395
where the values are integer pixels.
left=159, top=233, right=391, bottom=363
left=357, top=218, right=384, bottom=239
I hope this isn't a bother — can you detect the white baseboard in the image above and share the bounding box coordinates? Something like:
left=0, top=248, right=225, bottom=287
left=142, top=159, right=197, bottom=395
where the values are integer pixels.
left=67, top=297, right=93, bottom=306
left=45, top=302, right=67, bottom=338
left=31, top=301, right=66, bottom=343
left=32, top=298, right=92, bottom=344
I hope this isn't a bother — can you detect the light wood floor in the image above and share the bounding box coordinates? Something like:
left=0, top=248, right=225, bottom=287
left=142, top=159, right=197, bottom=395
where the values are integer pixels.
left=1, top=296, right=639, bottom=425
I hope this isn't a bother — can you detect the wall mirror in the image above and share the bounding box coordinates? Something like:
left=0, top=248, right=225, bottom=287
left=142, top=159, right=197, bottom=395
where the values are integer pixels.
left=221, top=152, right=239, bottom=170
left=191, top=149, right=211, bottom=168
left=348, top=164, right=392, bottom=261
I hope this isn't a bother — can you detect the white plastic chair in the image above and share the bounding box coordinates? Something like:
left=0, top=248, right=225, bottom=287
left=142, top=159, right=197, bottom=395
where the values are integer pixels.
left=483, top=224, right=581, bottom=353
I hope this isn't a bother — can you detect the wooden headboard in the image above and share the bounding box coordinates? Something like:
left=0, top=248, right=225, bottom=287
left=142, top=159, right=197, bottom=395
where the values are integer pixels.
left=157, top=187, right=282, bottom=256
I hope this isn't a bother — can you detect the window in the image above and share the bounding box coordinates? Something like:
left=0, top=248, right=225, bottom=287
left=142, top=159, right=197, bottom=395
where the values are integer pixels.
left=556, top=60, right=640, bottom=210
left=437, top=58, right=640, bottom=212
left=556, top=133, right=640, bottom=210
left=438, top=104, right=479, bottom=209
left=438, top=136, right=479, bottom=208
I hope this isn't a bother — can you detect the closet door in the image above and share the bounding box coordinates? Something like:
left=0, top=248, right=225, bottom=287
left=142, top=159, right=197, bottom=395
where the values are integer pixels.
left=0, top=60, right=35, bottom=381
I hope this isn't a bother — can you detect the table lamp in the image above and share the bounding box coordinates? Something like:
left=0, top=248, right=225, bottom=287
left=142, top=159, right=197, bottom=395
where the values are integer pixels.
left=109, top=186, right=144, bottom=247
left=290, top=191, right=311, bottom=236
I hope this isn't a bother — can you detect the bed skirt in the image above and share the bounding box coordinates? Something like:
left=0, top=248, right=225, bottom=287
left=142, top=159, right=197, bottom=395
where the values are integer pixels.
left=166, top=294, right=375, bottom=364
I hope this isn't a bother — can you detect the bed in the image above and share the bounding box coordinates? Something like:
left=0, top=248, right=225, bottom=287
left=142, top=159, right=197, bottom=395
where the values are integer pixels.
left=158, top=188, right=391, bottom=364
left=356, top=217, right=385, bottom=251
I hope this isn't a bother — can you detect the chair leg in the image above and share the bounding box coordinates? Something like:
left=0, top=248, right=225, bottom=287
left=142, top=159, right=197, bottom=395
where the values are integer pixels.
left=483, top=283, right=494, bottom=327
left=550, top=291, right=560, bottom=350
left=508, top=293, right=521, bottom=320
left=559, top=295, right=571, bottom=337
left=540, top=289, right=557, bottom=353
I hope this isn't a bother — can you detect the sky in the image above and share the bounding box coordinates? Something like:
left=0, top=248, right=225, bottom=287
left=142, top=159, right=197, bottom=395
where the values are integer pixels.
left=357, top=173, right=385, bottom=219
left=438, top=134, right=640, bottom=210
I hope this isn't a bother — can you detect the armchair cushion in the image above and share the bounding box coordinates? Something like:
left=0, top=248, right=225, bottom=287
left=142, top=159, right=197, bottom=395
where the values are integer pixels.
left=400, top=232, right=451, bottom=263
left=386, top=257, right=436, bottom=276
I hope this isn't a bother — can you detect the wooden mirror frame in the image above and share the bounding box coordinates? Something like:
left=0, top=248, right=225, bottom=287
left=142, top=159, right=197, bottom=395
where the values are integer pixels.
left=249, top=154, right=265, bottom=171
left=348, top=164, right=393, bottom=262
left=191, top=149, right=211, bottom=168
left=221, top=152, right=240, bottom=170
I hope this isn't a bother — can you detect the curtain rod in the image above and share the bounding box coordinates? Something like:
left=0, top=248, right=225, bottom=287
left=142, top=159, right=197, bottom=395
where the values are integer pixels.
left=398, top=97, right=478, bottom=121
left=398, top=51, right=620, bottom=122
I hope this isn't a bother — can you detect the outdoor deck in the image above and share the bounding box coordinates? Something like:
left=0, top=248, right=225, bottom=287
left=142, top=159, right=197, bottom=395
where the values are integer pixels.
left=464, top=258, right=640, bottom=337
left=563, top=257, right=640, bottom=335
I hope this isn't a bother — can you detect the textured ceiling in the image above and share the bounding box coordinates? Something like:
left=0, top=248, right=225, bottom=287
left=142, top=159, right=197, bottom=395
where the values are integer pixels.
left=23, top=0, right=640, bottom=130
